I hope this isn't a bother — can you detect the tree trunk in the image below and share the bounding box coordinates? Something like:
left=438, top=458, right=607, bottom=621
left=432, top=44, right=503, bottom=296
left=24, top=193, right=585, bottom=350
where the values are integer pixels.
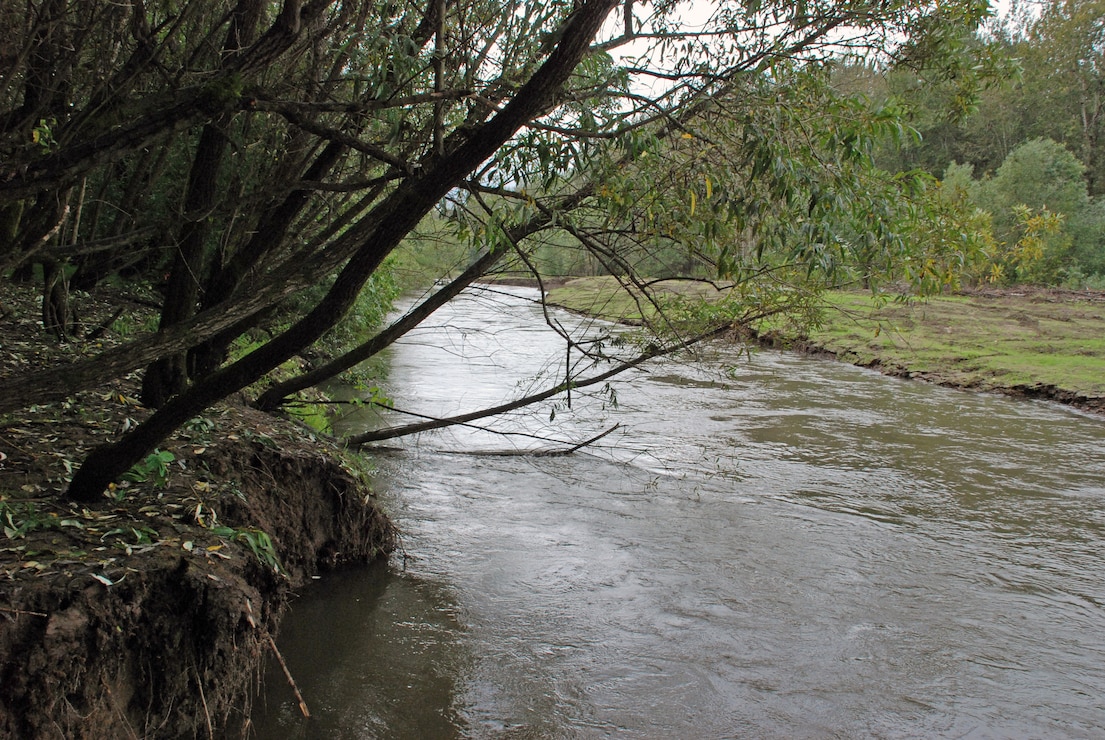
left=188, top=139, right=348, bottom=379
left=0, top=190, right=68, bottom=276
left=65, top=0, right=620, bottom=502
left=140, top=122, right=230, bottom=406
left=141, top=0, right=262, bottom=407
left=40, top=258, right=70, bottom=339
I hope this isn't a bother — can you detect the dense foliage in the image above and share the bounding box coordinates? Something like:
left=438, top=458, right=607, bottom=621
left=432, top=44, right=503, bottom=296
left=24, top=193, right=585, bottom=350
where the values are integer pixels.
left=0, top=0, right=1001, bottom=500
left=865, top=0, right=1105, bottom=285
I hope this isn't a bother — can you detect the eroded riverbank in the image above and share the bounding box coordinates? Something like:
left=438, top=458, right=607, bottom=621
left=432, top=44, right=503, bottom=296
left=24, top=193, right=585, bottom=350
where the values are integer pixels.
left=544, top=277, right=1105, bottom=416
left=0, top=397, right=395, bottom=737
left=0, top=281, right=396, bottom=737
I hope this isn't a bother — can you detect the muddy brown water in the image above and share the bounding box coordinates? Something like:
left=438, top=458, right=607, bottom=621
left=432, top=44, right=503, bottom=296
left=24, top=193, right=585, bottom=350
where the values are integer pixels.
left=252, top=285, right=1105, bottom=738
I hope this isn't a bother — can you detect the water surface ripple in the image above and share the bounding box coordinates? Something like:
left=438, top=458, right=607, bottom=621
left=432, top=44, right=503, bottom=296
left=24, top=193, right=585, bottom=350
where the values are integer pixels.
left=254, top=286, right=1105, bottom=739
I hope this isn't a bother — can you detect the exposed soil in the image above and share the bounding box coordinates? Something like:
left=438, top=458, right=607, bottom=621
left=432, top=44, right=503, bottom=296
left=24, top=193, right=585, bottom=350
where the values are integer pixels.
left=958, top=285, right=1105, bottom=304
left=764, top=286, right=1105, bottom=416
left=546, top=277, right=1105, bottom=416
left=0, top=283, right=396, bottom=738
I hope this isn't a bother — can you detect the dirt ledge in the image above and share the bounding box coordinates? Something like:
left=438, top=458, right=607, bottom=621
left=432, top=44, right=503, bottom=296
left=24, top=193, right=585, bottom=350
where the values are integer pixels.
left=0, top=405, right=396, bottom=739
left=760, top=332, right=1105, bottom=416
left=0, top=280, right=396, bottom=737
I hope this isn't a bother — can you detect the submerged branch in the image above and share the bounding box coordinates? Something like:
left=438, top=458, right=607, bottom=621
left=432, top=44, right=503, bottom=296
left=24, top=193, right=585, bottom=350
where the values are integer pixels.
left=346, top=324, right=731, bottom=445
left=421, top=424, right=621, bottom=457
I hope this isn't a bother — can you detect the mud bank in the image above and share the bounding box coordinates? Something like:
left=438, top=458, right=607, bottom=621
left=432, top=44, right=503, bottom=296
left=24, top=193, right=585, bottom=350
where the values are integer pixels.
left=0, top=404, right=395, bottom=739
left=760, top=331, right=1105, bottom=416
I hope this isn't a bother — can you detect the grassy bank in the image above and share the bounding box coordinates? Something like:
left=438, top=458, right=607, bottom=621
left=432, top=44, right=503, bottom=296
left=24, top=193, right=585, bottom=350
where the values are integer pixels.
left=802, top=290, right=1105, bottom=403
left=546, top=276, right=732, bottom=325
left=546, top=277, right=1105, bottom=412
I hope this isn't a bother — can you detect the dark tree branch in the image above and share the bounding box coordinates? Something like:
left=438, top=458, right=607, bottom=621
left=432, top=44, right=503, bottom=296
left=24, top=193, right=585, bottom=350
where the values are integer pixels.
left=267, top=106, right=415, bottom=172
left=346, top=324, right=731, bottom=445
left=64, top=0, right=621, bottom=501
left=255, top=183, right=595, bottom=409
left=249, top=89, right=473, bottom=115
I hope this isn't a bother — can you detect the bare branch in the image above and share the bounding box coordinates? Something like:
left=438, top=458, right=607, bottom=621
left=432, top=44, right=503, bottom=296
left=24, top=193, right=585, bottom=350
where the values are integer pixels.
left=347, top=324, right=731, bottom=445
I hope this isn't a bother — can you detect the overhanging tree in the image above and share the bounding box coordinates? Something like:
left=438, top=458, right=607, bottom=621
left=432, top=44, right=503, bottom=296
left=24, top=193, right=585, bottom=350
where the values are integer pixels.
left=0, top=0, right=994, bottom=502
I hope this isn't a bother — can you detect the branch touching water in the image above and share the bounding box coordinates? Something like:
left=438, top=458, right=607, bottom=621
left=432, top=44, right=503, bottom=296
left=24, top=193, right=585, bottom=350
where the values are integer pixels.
left=346, top=324, right=732, bottom=446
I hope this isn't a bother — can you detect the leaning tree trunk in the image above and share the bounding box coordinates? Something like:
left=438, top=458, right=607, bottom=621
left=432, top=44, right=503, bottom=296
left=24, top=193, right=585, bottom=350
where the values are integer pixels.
left=64, top=0, right=620, bottom=502
left=140, top=122, right=230, bottom=407
left=253, top=182, right=598, bottom=409
left=140, top=0, right=263, bottom=407
left=187, top=139, right=349, bottom=379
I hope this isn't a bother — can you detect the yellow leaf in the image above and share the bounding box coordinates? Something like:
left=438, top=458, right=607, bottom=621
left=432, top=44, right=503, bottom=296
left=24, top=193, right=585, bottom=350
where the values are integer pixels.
left=704, top=175, right=712, bottom=200
left=689, top=190, right=697, bottom=217
left=681, top=132, right=693, bottom=139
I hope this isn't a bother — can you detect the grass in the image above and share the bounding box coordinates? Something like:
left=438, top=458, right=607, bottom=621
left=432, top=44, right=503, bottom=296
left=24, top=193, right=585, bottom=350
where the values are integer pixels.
left=809, top=291, right=1105, bottom=397
left=546, top=276, right=731, bottom=324
left=546, top=277, right=1105, bottom=404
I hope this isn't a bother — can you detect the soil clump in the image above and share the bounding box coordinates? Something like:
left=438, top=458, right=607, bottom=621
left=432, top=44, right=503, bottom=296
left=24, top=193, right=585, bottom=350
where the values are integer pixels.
left=0, top=283, right=396, bottom=738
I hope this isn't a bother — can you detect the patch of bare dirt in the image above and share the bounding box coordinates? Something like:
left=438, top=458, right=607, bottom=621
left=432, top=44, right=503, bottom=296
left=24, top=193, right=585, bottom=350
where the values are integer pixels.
left=0, top=281, right=396, bottom=738
left=959, top=285, right=1105, bottom=304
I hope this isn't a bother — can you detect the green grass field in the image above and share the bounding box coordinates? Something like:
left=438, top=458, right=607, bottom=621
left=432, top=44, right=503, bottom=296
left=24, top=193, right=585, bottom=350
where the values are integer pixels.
left=807, top=291, right=1105, bottom=398
left=546, top=278, right=1105, bottom=405
left=544, top=276, right=729, bottom=325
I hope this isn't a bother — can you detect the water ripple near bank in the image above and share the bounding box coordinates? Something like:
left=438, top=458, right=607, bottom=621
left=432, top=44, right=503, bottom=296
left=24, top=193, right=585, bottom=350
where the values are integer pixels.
left=256, top=285, right=1105, bottom=738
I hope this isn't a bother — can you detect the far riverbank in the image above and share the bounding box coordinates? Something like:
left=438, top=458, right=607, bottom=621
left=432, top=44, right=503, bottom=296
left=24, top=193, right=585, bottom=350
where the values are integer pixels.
left=543, top=277, right=1105, bottom=416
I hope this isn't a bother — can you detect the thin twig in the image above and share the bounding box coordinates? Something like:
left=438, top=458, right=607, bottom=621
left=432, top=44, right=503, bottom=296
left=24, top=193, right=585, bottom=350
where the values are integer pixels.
left=349, top=324, right=731, bottom=445
left=552, top=423, right=620, bottom=455
left=436, top=424, right=621, bottom=457
left=0, top=606, right=48, bottom=617
left=195, top=663, right=213, bottom=740
left=85, top=307, right=126, bottom=341
left=101, top=675, right=141, bottom=740
left=266, top=632, right=310, bottom=718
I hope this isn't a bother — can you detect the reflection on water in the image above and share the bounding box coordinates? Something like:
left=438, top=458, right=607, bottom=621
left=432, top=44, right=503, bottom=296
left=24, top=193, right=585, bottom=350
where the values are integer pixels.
left=255, top=286, right=1105, bottom=738
left=251, top=564, right=467, bottom=739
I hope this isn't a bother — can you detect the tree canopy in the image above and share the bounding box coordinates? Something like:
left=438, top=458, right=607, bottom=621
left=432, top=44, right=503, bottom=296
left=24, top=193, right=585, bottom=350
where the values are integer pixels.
left=864, top=0, right=1105, bottom=288
left=0, top=0, right=998, bottom=501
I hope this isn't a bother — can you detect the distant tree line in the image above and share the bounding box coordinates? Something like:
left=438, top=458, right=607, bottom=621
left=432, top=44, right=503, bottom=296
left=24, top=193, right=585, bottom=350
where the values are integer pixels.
left=838, top=0, right=1105, bottom=286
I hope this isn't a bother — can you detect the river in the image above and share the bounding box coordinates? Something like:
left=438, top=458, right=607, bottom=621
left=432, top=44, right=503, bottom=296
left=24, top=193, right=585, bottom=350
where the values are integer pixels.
left=252, top=285, right=1105, bottom=738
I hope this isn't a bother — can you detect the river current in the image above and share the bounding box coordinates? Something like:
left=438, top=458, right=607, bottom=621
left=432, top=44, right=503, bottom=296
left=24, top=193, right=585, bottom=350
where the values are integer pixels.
left=252, top=285, right=1105, bottom=738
